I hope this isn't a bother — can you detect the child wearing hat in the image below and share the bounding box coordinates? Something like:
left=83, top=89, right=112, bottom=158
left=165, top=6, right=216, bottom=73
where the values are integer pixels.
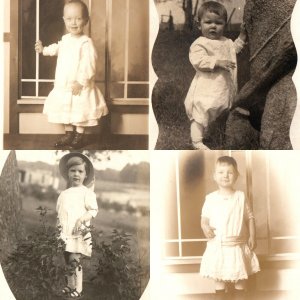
left=57, top=152, right=98, bottom=298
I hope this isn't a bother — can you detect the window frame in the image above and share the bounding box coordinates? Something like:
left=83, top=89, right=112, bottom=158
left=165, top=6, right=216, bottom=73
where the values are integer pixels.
left=163, top=151, right=300, bottom=265
left=9, top=0, right=149, bottom=134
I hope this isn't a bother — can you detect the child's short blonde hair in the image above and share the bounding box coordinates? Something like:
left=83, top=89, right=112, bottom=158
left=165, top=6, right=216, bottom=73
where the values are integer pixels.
left=65, top=0, right=89, bottom=21
left=216, top=156, right=239, bottom=176
left=198, top=1, right=228, bottom=23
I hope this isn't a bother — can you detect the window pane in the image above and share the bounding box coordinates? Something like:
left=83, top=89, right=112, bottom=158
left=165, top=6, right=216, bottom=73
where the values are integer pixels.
left=39, top=0, right=65, bottom=80
left=165, top=242, right=179, bottom=257
left=179, top=150, right=226, bottom=239
left=127, top=84, right=149, bottom=98
left=252, top=151, right=268, bottom=239
left=39, top=82, right=54, bottom=97
left=182, top=241, right=206, bottom=257
left=271, top=239, right=300, bottom=254
left=164, top=157, right=179, bottom=240
left=90, top=0, right=106, bottom=82
left=111, top=0, right=126, bottom=82
left=110, top=83, right=124, bottom=98
left=22, top=82, right=36, bottom=97
left=268, top=152, right=300, bottom=237
left=21, top=0, right=37, bottom=79
left=128, top=0, right=149, bottom=81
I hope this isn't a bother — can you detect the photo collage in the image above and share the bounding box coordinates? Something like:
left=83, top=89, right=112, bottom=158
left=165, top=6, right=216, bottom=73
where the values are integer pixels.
left=1, top=0, right=300, bottom=299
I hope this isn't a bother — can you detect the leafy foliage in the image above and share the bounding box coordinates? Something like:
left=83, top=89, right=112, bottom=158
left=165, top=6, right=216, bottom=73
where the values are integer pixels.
left=92, top=229, right=145, bottom=300
left=3, top=207, right=65, bottom=300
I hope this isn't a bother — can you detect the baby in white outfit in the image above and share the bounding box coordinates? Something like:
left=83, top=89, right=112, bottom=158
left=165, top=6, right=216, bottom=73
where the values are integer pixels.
left=184, top=1, right=247, bottom=149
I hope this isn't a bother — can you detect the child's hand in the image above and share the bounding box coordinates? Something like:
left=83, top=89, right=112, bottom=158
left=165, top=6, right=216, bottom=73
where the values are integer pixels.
left=248, top=236, right=256, bottom=250
left=202, top=224, right=216, bottom=239
left=216, top=60, right=236, bottom=71
left=73, top=218, right=84, bottom=234
left=239, top=22, right=247, bottom=42
left=35, top=40, right=44, bottom=53
left=71, top=81, right=83, bottom=96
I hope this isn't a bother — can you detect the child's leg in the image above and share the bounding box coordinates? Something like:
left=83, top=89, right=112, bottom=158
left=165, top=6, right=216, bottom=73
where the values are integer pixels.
left=68, top=253, right=83, bottom=295
left=69, top=126, right=85, bottom=149
left=63, top=252, right=75, bottom=291
left=54, top=125, right=74, bottom=148
left=214, top=281, right=226, bottom=300
left=234, top=280, right=246, bottom=300
left=190, top=121, right=210, bottom=150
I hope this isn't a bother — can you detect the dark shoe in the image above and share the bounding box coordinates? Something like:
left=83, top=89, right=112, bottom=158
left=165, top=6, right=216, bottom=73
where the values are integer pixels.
left=55, top=131, right=74, bottom=148
left=69, top=132, right=85, bottom=149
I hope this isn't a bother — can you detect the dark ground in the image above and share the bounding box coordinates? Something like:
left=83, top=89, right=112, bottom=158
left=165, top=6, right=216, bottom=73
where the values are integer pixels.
left=151, top=28, right=251, bottom=150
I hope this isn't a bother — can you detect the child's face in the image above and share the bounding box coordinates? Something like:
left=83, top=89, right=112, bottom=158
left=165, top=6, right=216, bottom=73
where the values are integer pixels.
left=63, top=3, right=87, bottom=37
left=68, top=164, right=86, bottom=187
left=199, top=11, right=226, bottom=40
left=213, top=163, right=237, bottom=189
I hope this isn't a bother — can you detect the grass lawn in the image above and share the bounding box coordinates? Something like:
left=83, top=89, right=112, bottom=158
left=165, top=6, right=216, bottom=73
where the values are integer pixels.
left=152, top=29, right=251, bottom=149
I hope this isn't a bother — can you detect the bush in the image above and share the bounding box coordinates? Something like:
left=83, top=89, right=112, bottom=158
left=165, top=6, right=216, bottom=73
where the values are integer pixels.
left=3, top=207, right=66, bottom=300
left=92, top=229, right=144, bottom=300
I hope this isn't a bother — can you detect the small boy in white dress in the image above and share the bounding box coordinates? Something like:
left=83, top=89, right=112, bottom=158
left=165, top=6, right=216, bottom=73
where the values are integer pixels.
left=185, top=1, right=247, bottom=149
left=35, top=0, right=108, bottom=149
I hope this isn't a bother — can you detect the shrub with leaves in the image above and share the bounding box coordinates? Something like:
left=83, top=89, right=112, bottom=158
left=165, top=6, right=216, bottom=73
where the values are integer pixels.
left=92, top=229, right=144, bottom=300
left=3, top=207, right=66, bottom=300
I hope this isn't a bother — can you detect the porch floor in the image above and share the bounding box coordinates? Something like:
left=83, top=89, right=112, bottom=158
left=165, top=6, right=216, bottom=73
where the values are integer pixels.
left=176, top=291, right=297, bottom=300
left=3, top=134, right=148, bottom=150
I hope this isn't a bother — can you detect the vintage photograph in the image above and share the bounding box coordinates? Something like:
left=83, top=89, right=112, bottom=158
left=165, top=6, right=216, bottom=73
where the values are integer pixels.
left=152, top=0, right=297, bottom=150
left=3, top=0, right=149, bottom=150
left=151, top=150, right=300, bottom=299
left=0, top=150, right=150, bottom=299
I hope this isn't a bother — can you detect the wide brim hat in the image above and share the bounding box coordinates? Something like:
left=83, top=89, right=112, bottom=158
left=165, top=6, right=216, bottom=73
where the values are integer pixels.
left=59, top=152, right=94, bottom=186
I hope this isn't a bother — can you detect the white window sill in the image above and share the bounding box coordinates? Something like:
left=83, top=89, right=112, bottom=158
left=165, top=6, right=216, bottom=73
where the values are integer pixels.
left=17, top=98, right=149, bottom=106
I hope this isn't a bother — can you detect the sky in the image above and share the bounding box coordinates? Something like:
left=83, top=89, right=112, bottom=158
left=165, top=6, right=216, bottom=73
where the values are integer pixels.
left=16, top=150, right=149, bottom=171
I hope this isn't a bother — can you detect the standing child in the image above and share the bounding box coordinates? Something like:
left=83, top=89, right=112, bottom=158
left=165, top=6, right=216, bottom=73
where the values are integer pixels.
left=185, top=1, right=247, bottom=149
left=57, top=152, right=98, bottom=298
left=200, top=156, right=260, bottom=300
left=35, top=0, right=108, bottom=149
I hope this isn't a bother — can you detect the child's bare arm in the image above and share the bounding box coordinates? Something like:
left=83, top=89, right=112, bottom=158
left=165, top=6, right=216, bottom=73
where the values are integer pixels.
left=238, top=22, right=247, bottom=43
left=201, top=217, right=216, bottom=239
left=215, top=60, right=236, bottom=71
left=35, top=40, right=44, bottom=53
left=73, top=211, right=96, bottom=233
left=248, top=217, right=257, bottom=250
left=71, top=81, right=83, bottom=96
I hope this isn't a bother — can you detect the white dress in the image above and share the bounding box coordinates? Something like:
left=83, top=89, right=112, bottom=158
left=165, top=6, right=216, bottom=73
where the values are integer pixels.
left=56, top=185, right=98, bottom=257
left=185, top=36, right=244, bottom=127
left=200, top=190, right=260, bottom=281
left=43, top=33, right=108, bottom=126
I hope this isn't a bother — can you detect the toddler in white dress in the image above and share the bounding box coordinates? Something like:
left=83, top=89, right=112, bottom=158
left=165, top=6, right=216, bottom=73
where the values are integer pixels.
left=57, top=152, right=98, bottom=298
left=35, top=0, right=108, bottom=149
left=200, top=156, right=260, bottom=300
left=185, top=1, right=246, bottom=149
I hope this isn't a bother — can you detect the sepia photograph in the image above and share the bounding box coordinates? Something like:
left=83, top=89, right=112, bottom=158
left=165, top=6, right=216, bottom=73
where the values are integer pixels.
left=151, top=0, right=297, bottom=150
left=3, top=0, right=149, bottom=150
left=0, top=150, right=150, bottom=299
left=151, top=150, right=300, bottom=299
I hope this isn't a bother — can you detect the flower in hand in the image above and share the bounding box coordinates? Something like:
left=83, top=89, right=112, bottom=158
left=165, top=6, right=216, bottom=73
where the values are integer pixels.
left=35, top=40, right=44, bottom=53
left=71, top=81, right=83, bottom=96
left=73, top=218, right=84, bottom=234
left=248, top=236, right=256, bottom=250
